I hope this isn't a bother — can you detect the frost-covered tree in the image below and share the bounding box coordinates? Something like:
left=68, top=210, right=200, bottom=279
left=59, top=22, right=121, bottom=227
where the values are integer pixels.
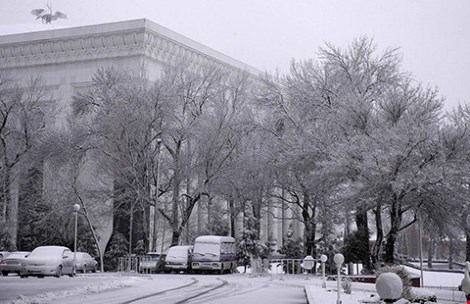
left=0, top=74, right=56, bottom=251
left=71, top=67, right=165, bottom=258
left=157, top=60, right=256, bottom=246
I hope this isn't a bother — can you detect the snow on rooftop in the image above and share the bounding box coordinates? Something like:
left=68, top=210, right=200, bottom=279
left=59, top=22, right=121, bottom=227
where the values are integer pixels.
left=0, top=24, right=69, bottom=36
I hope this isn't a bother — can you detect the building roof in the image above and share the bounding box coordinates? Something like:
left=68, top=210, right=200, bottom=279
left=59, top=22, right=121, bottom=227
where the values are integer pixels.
left=0, top=19, right=261, bottom=76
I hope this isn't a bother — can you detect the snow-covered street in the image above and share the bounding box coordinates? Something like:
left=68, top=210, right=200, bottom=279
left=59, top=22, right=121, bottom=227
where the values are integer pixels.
left=0, top=273, right=307, bottom=304
left=0, top=267, right=467, bottom=304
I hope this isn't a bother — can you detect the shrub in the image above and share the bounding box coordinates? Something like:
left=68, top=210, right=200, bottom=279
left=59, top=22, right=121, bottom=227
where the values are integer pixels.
left=341, top=278, right=352, bottom=294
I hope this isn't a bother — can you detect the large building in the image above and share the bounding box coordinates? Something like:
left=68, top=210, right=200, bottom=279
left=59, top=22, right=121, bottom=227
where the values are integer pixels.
left=0, top=19, right=300, bottom=254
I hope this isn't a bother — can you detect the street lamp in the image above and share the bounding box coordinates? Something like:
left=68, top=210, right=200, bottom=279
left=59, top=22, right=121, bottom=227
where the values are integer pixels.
left=72, top=203, right=80, bottom=276
left=320, top=254, right=328, bottom=288
left=334, top=253, right=344, bottom=304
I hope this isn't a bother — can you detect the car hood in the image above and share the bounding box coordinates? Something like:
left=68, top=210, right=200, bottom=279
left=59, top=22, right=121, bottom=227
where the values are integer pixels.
left=25, top=256, right=62, bottom=265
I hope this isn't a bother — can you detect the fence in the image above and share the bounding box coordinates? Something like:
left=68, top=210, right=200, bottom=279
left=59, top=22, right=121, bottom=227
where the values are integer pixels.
left=249, top=258, right=317, bottom=279
left=117, top=256, right=315, bottom=277
left=117, top=255, right=158, bottom=274
left=117, top=256, right=139, bottom=273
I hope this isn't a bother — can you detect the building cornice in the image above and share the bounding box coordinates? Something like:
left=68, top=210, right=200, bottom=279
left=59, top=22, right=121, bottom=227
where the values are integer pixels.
left=0, top=19, right=261, bottom=76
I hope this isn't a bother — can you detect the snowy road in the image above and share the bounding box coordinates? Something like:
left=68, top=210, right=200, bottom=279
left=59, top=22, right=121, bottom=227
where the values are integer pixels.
left=1, top=271, right=466, bottom=304
left=0, top=273, right=308, bottom=304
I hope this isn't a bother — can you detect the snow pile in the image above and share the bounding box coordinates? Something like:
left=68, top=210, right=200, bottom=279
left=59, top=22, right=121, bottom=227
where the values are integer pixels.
left=0, top=276, right=147, bottom=304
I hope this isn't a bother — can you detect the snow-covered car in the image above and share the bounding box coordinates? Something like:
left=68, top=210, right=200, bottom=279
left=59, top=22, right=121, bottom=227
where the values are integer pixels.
left=164, top=245, right=193, bottom=273
left=21, top=246, right=75, bottom=278
left=138, top=252, right=166, bottom=273
left=74, top=252, right=98, bottom=273
left=0, top=251, right=30, bottom=276
left=0, top=251, right=10, bottom=262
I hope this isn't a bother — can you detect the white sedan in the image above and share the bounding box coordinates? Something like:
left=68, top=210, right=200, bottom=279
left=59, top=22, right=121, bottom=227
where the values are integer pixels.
left=21, top=246, right=74, bottom=278
left=0, top=251, right=30, bottom=276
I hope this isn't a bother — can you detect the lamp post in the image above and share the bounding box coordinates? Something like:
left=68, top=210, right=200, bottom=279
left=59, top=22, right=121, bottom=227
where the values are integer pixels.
left=334, top=253, right=344, bottom=304
left=418, top=212, right=424, bottom=287
left=320, top=254, right=328, bottom=288
left=72, top=203, right=80, bottom=276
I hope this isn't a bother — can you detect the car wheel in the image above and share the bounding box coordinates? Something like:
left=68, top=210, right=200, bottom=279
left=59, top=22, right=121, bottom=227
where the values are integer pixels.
left=92, top=267, right=96, bottom=273
left=55, top=266, right=62, bottom=278
left=1, top=271, right=8, bottom=276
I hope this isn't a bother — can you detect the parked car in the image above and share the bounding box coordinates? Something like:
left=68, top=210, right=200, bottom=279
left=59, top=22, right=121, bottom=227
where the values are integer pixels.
left=21, top=245, right=74, bottom=278
left=0, top=251, right=30, bottom=276
left=164, top=245, right=193, bottom=273
left=138, top=252, right=166, bottom=273
left=0, top=251, right=10, bottom=262
left=74, top=252, right=98, bottom=273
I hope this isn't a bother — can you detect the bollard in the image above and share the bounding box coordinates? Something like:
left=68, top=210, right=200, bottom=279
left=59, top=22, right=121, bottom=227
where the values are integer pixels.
left=334, top=253, right=344, bottom=304
left=302, top=256, right=314, bottom=280
left=320, top=254, right=328, bottom=288
left=376, top=272, right=406, bottom=303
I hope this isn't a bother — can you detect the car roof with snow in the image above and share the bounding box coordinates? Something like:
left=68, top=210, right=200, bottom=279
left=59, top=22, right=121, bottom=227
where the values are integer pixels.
left=194, top=235, right=235, bottom=243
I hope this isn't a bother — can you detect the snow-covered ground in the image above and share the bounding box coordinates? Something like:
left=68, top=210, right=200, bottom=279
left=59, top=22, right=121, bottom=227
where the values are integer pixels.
left=304, top=266, right=466, bottom=304
left=0, top=266, right=466, bottom=304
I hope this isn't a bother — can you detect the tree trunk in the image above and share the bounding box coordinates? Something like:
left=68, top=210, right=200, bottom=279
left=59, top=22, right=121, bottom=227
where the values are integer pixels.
left=355, top=206, right=372, bottom=273
left=384, top=198, right=401, bottom=264
left=229, top=198, right=235, bottom=237
left=449, top=239, right=454, bottom=269
left=170, top=148, right=181, bottom=246
left=7, top=173, right=19, bottom=251
left=427, top=236, right=435, bottom=268
left=371, top=203, right=383, bottom=269
left=466, top=231, right=470, bottom=262
left=171, top=230, right=180, bottom=247
left=129, top=203, right=134, bottom=255
left=302, top=194, right=316, bottom=257
left=304, top=218, right=316, bottom=257
left=252, top=200, right=261, bottom=239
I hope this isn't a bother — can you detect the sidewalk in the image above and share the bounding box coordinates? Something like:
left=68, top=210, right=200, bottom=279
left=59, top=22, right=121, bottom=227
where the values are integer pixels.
left=302, top=277, right=465, bottom=304
left=302, top=277, right=378, bottom=304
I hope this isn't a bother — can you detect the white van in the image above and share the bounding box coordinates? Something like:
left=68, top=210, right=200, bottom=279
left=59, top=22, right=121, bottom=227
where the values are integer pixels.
left=164, top=245, right=193, bottom=273
left=191, top=235, right=236, bottom=274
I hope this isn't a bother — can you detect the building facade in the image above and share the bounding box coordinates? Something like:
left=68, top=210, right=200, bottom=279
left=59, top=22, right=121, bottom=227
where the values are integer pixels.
left=0, top=19, right=300, bottom=255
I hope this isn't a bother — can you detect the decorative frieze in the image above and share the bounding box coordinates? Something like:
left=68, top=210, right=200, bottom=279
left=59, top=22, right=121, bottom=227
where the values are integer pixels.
left=0, top=20, right=260, bottom=76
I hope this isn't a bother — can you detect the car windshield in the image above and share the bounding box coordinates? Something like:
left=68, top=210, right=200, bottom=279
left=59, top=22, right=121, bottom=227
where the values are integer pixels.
left=193, top=243, right=219, bottom=256
left=168, top=247, right=189, bottom=257
left=145, top=253, right=160, bottom=260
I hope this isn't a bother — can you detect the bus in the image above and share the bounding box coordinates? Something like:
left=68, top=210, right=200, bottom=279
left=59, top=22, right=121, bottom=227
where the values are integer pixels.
left=191, top=235, right=236, bottom=274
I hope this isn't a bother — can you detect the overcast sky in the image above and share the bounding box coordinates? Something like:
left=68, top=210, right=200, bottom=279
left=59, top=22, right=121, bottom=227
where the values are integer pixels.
left=0, top=0, right=469, bottom=111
